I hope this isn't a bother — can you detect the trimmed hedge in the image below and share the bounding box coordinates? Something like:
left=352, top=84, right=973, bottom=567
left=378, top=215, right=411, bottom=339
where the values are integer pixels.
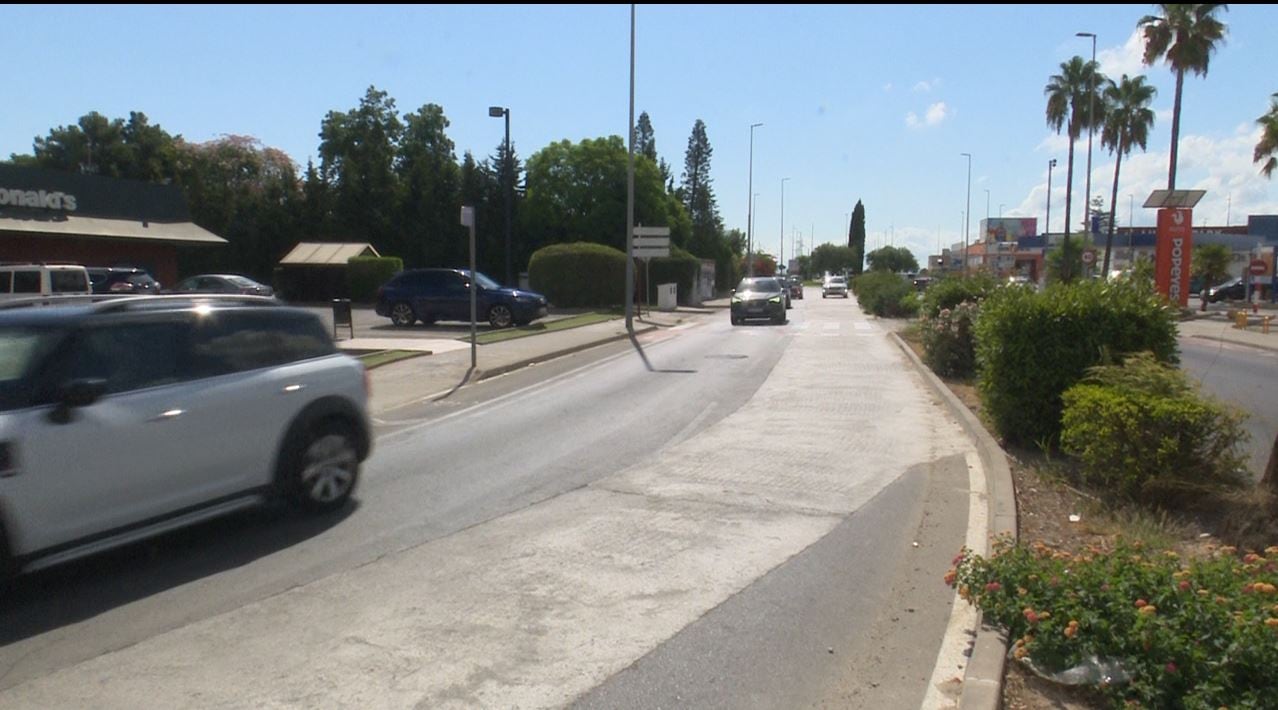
left=920, top=273, right=999, bottom=319
left=643, top=246, right=700, bottom=305
left=853, top=271, right=918, bottom=317
left=974, top=280, right=1179, bottom=446
left=347, top=256, right=404, bottom=303
left=528, top=242, right=627, bottom=307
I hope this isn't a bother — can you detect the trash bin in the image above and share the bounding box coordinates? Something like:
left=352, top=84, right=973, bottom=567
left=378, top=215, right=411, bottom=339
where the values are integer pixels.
left=331, top=298, right=353, bottom=340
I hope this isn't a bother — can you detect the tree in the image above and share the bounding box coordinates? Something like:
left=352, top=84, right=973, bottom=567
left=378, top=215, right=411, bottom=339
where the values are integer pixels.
left=1044, top=234, right=1088, bottom=284
left=809, top=244, right=860, bottom=277
left=635, top=112, right=656, bottom=161
left=1046, top=56, right=1106, bottom=282
left=1139, top=3, right=1228, bottom=190
left=866, top=245, right=918, bottom=273
left=318, top=86, right=404, bottom=251
left=849, top=200, right=867, bottom=275
left=1100, top=74, right=1156, bottom=276
left=1191, top=243, right=1231, bottom=311
left=396, top=103, right=461, bottom=269
left=680, top=119, right=723, bottom=259
left=1254, top=92, right=1278, bottom=178
left=23, top=110, right=179, bottom=181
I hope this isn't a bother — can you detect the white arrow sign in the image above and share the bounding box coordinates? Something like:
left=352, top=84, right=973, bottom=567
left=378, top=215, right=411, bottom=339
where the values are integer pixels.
left=633, top=226, right=671, bottom=237
left=632, top=236, right=670, bottom=249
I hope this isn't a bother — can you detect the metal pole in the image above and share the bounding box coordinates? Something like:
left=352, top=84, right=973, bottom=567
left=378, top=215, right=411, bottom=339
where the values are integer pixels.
left=624, top=4, right=635, bottom=333
left=962, top=152, right=972, bottom=275
left=1078, top=32, right=1097, bottom=243
left=1046, top=158, right=1056, bottom=239
left=504, top=111, right=512, bottom=286
left=780, top=177, right=790, bottom=275
left=746, top=123, right=762, bottom=276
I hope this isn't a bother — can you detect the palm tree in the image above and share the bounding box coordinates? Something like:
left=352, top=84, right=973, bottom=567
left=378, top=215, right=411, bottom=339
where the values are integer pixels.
left=1100, top=75, right=1156, bottom=276
left=1045, top=56, right=1104, bottom=282
left=1139, top=4, right=1228, bottom=190
left=1191, top=243, right=1231, bottom=311
left=1255, top=92, right=1278, bottom=178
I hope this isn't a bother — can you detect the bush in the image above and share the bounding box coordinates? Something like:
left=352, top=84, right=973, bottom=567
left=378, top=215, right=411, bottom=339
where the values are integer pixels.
left=948, top=538, right=1278, bottom=708
left=1061, top=353, right=1248, bottom=501
left=853, top=271, right=916, bottom=317
left=974, top=280, right=1178, bottom=446
left=528, top=242, right=628, bottom=308
left=642, top=246, right=700, bottom=305
left=346, top=256, right=403, bottom=303
left=922, top=301, right=980, bottom=378
left=920, top=273, right=999, bottom=319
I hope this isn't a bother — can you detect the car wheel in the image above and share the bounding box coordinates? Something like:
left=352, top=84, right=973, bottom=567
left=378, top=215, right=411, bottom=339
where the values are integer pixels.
left=390, top=302, right=416, bottom=327
left=731, top=315, right=741, bottom=325
left=489, top=304, right=514, bottom=328
left=281, top=420, right=359, bottom=513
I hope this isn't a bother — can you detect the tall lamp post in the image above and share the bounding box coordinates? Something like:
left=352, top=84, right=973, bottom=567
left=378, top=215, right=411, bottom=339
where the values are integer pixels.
left=1077, top=31, right=1097, bottom=242
left=961, top=152, right=972, bottom=275
left=746, top=122, right=763, bottom=276
left=780, top=177, right=790, bottom=275
left=488, top=105, right=513, bottom=286
left=1046, top=158, right=1057, bottom=238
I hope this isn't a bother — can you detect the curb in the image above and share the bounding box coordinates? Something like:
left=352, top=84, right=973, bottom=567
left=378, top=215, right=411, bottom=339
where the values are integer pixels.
left=471, top=324, right=658, bottom=383
left=889, top=332, right=1017, bottom=710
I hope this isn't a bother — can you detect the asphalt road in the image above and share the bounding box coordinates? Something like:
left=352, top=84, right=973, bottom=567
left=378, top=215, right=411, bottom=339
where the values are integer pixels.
left=0, top=291, right=977, bottom=708
left=1180, top=335, right=1278, bottom=479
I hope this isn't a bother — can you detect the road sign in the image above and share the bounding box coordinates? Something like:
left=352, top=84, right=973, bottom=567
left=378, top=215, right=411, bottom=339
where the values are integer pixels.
left=632, top=236, right=670, bottom=249
left=1081, top=250, right=1096, bottom=265
left=633, top=226, right=671, bottom=237
left=633, top=247, right=669, bottom=259
left=1250, top=259, right=1267, bottom=275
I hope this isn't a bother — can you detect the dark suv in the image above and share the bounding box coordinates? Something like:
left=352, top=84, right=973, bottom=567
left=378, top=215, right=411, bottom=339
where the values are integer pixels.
left=0, top=296, right=371, bottom=577
left=375, top=268, right=549, bottom=328
left=87, top=266, right=161, bottom=294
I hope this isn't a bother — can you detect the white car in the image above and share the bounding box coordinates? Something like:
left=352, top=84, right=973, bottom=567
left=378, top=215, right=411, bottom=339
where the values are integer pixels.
left=0, top=296, right=371, bottom=577
left=0, top=263, right=91, bottom=303
left=823, top=276, right=849, bottom=298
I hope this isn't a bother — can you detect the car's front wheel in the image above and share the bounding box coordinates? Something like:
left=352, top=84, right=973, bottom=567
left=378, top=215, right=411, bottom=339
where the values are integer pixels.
left=390, top=302, right=416, bottom=327
left=489, top=304, right=514, bottom=328
left=281, top=420, right=360, bottom=513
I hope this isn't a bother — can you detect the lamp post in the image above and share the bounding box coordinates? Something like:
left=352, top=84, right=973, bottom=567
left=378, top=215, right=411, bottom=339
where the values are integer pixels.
left=1046, top=158, right=1057, bottom=238
left=780, top=177, right=790, bottom=275
left=1077, top=31, right=1097, bottom=242
left=488, top=105, right=513, bottom=286
left=961, top=152, right=972, bottom=275
left=746, top=122, right=763, bottom=276
left=999, top=203, right=1005, bottom=218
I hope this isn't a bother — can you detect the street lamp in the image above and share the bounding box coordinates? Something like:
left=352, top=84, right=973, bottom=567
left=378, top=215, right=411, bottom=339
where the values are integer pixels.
left=1046, top=158, right=1057, bottom=238
left=1077, top=31, right=1097, bottom=242
left=780, top=177, right=790, bottom=274
left=999, top=203, right=1006, bottom=218
left=488, top=105, right=513, bottom=286
left=961, top=152, right=972, bottom=275
left=746, top=122, right=763, bottom=276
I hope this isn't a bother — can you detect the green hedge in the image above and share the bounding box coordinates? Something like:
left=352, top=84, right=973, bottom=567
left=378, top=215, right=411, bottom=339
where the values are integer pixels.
left=643, top=246, right=700, bottom=305
left=853, top=271, right=918, bottom=317
left=920, top=273, right=1000, bottom=318
left=347, top=256, right=403, bottom=303
left=1060, top=353, right=1247, bottom=501
left=528, top=242, right=627, bottom=307
left=974, top=280, right=1179, bottom=446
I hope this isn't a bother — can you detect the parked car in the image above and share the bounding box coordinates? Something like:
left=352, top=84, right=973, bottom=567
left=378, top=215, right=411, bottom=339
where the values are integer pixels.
left=0, top=263, right=91, bottom=302
left=173, top=274, right=274, bottom=297
left=1207, top=277, right=1247, bottom=303
left=375, top=268, right=549, bottom=328
left=87, top=266, right=161, bottom=294
left=0, top=295, right=371, bottom=577
left=823, top=275, right=849, bottom=298
left=730, top=277, right=787, bottom=325
left=787, top=276, right=804, bottom=300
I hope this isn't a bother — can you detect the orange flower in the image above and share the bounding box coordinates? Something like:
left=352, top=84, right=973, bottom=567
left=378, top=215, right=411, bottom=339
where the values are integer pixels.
left=1139, top=605, right=1158, bottom=616
left=944, top=569, right=957, bottom=586
left=1135, top=599, right=1148, bottom=608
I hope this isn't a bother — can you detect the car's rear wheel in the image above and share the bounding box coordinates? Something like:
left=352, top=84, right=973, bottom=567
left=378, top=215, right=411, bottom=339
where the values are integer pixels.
left=390, top=302, right=416, bottom=327
left=489, top=304, right=514, bottom=328
left=281, top=420, right=359, bottom=513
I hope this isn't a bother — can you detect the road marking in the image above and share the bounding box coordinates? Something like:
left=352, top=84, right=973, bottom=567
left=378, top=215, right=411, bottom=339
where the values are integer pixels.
left=920, top=450, right=986, bottom=710
left=821, top=322, right=840, bottom=337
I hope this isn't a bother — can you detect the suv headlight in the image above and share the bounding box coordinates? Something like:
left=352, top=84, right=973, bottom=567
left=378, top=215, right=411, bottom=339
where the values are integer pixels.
left=769, top=296, right=782, bottom=304
left=731, top=296, right=743, bottom=303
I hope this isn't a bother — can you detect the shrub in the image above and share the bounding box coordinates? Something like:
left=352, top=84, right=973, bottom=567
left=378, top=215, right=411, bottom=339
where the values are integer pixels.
left=920, top=273, right=999, bottom=319
left=853, top=271, right=915, bottom=317
left=1061, top=353, right=1248, bottom=501
left=346, top=256, right=403, bottom=303
left=948, top=538, right=1278, bottom=708
left=642, top=246, right=701, bottom=305
left=922, top=301, right=980, bottom=378
left=974, top=279, right=1178, bottom=446
left=528, top=242, right=627, bottom=308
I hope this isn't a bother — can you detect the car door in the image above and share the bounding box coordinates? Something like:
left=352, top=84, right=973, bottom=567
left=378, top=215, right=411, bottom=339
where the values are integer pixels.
left=438, top=271, right=472, bottom=321
left=1, top=315, right=206, bottom=556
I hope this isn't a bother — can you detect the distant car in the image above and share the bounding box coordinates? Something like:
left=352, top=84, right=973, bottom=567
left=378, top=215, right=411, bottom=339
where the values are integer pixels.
left=1206, top=277, right=1246, bottom=303
left=823, top=276, right=849, bottom=298
left=0, top=295, right=371, bottom=577
left=173, top=274, right=274, bottom=297
left=375, top=268, right=549, bottom=328
left=730, top=277, right=787, bottom=325
left=787, top=276, right=804, bottom=300
left=0, top=263, right=91, bottom=302
left=87, top=267, right=161, bottom=294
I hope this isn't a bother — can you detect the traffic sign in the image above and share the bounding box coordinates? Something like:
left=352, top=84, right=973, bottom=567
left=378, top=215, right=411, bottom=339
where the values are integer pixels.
left=633, top=226, right=671, bottom=237
left=632, top=236, right=670, bottom=249
left=1081, top=250, right=1096, bottom=265
left=1250, top=259, right=1267, bottom=275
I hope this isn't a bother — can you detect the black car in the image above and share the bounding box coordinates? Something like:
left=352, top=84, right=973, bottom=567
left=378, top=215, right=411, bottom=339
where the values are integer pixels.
left=173, top=274, right=275, bottom=297
left=375, top=268, right=549, bottom=329
left=730, top=277, right=788, bottom=325
left=787, top=276, right=804, bottom=300
left=1207, top=277, right=1246, bottom=303
left=87, top=267, right=161, bottom=294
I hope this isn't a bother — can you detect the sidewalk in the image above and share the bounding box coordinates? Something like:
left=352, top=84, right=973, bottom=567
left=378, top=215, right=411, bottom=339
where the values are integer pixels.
left=1179, top=310, right=1278, bottom=352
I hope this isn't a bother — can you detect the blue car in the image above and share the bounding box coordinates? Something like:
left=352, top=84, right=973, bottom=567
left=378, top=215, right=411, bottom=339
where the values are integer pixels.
left=375, top=268, right=548, bottom=328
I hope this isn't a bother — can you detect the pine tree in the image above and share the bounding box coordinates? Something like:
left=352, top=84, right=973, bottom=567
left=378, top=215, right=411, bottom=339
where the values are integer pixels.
left=681, top=119, right=722, bottom=258
left=850, top=200, right=867, bottom=275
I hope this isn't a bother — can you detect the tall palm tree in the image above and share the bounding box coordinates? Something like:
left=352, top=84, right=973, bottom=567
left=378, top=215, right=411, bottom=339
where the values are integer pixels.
left=1139, top=4, right=1228, bottom=190
left=1100, top=75, right=1156, bottom=276
left=1045, top=56, right=1104, bottom=282
left=1255, top=92, right=1278, bottom=178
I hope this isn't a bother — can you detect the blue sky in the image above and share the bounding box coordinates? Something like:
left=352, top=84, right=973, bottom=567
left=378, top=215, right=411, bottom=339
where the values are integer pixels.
left=6, top=4, right=1277, bottom=266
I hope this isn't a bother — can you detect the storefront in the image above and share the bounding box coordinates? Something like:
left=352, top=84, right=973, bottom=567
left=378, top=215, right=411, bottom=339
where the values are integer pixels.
left=0, top=165, right=224, bottom=288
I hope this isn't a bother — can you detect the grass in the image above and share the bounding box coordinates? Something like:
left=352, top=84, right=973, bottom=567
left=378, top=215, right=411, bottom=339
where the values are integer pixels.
left=464, top=311, right=620, bottom=345
left=357, top=350, right=429, bottom=369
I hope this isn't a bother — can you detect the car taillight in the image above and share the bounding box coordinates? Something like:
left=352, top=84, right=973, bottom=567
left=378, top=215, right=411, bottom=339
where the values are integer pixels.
left=109, top=282, right=133, bottom=292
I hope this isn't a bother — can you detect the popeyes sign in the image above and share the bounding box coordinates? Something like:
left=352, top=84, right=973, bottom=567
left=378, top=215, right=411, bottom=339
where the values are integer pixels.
left=1155, top=208, right=1192, bottom=307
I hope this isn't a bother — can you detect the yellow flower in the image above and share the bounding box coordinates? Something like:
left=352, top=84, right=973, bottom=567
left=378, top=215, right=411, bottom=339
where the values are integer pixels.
left=1139, top=605, right=1158, bottom=616
left=1265, top=618, right=1278, bottom=628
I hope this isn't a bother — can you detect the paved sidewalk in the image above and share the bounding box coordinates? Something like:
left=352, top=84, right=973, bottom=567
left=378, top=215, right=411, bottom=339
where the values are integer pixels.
left=1179, top=311, right=1278, bottom=352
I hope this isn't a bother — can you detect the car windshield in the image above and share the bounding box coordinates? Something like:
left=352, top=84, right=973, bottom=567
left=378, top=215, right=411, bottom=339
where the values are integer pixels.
left=470, top=271, right=502, bottom=290
left=736, top=278, right=781, bottom=293
left=225, top=275, right=261, bottom=288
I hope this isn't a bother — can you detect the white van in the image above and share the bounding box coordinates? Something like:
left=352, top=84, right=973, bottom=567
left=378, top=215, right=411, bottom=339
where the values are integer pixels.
left=0, top=263, right=92, bottom=303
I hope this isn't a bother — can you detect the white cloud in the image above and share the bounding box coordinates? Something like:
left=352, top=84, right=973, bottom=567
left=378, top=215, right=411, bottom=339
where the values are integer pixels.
left=1098, top=29, right=1148, bottom=81
left=883, top=82, right=894, bottom=92
left=905, top=111, right=919, bottom=127
left=913, top=78, right=942, bottom=93
left=925, top=102, right=949, bottom=125
left=1036, top=132, right=1071, bottom=155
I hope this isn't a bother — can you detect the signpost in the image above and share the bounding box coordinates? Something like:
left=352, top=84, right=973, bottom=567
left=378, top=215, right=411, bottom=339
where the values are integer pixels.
left=460, top=206, right=477, bottom=369
left=1144, top=189, right=1206, bottom=307
left=632, top=226, right=670, bottom=314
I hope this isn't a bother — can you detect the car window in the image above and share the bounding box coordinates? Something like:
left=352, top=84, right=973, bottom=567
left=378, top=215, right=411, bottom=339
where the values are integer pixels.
left=13, top=270, right=40, bottom=294
left=0, top=326, right=66, bottom=411
left=51, top=270, right=88, bottom=293
left=0, top=272, right=10, bottom=293
left=53, top=320, right=191, bottom=397
left=441, top=273, right=468, bottom=294
left=191, top=310, right=336, bottom=375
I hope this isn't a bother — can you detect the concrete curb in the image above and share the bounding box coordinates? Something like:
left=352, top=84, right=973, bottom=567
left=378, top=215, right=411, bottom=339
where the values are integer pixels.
left=471, top=324, right=658, bottom=383
left=888, top=332, right=1017, bottom=710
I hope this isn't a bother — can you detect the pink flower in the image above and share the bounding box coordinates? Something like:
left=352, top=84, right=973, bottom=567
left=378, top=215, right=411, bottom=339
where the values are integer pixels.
left=985, top=582, right=1002, bottom=593
left=1165, top=662, right=1177, bottom=674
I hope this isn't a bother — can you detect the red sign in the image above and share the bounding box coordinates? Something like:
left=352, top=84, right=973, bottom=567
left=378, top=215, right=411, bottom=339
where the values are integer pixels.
left=1154, top=208, right=1193, bottom=307
left=1250, top=259, right=1267, bottom=275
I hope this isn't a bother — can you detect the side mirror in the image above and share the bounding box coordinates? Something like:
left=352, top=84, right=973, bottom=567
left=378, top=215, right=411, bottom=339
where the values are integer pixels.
left=49, top=378, right=106, bottom=424
left=730, top=288, right=736, bottom=295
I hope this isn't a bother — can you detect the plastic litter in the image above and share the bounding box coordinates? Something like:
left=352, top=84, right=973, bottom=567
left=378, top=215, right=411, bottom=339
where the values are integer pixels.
left=1015, top=651, right=1133, bottom=687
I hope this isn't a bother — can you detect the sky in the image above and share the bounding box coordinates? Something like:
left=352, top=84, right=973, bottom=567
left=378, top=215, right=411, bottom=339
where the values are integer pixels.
left=6, top=4, right=1278, bottom=267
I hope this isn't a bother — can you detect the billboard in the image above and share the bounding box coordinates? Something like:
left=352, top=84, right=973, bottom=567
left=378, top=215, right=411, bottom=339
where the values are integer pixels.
left=1154, top=208, right=1193, bottom=306
left=981, top=217, right=1038, bottom=242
